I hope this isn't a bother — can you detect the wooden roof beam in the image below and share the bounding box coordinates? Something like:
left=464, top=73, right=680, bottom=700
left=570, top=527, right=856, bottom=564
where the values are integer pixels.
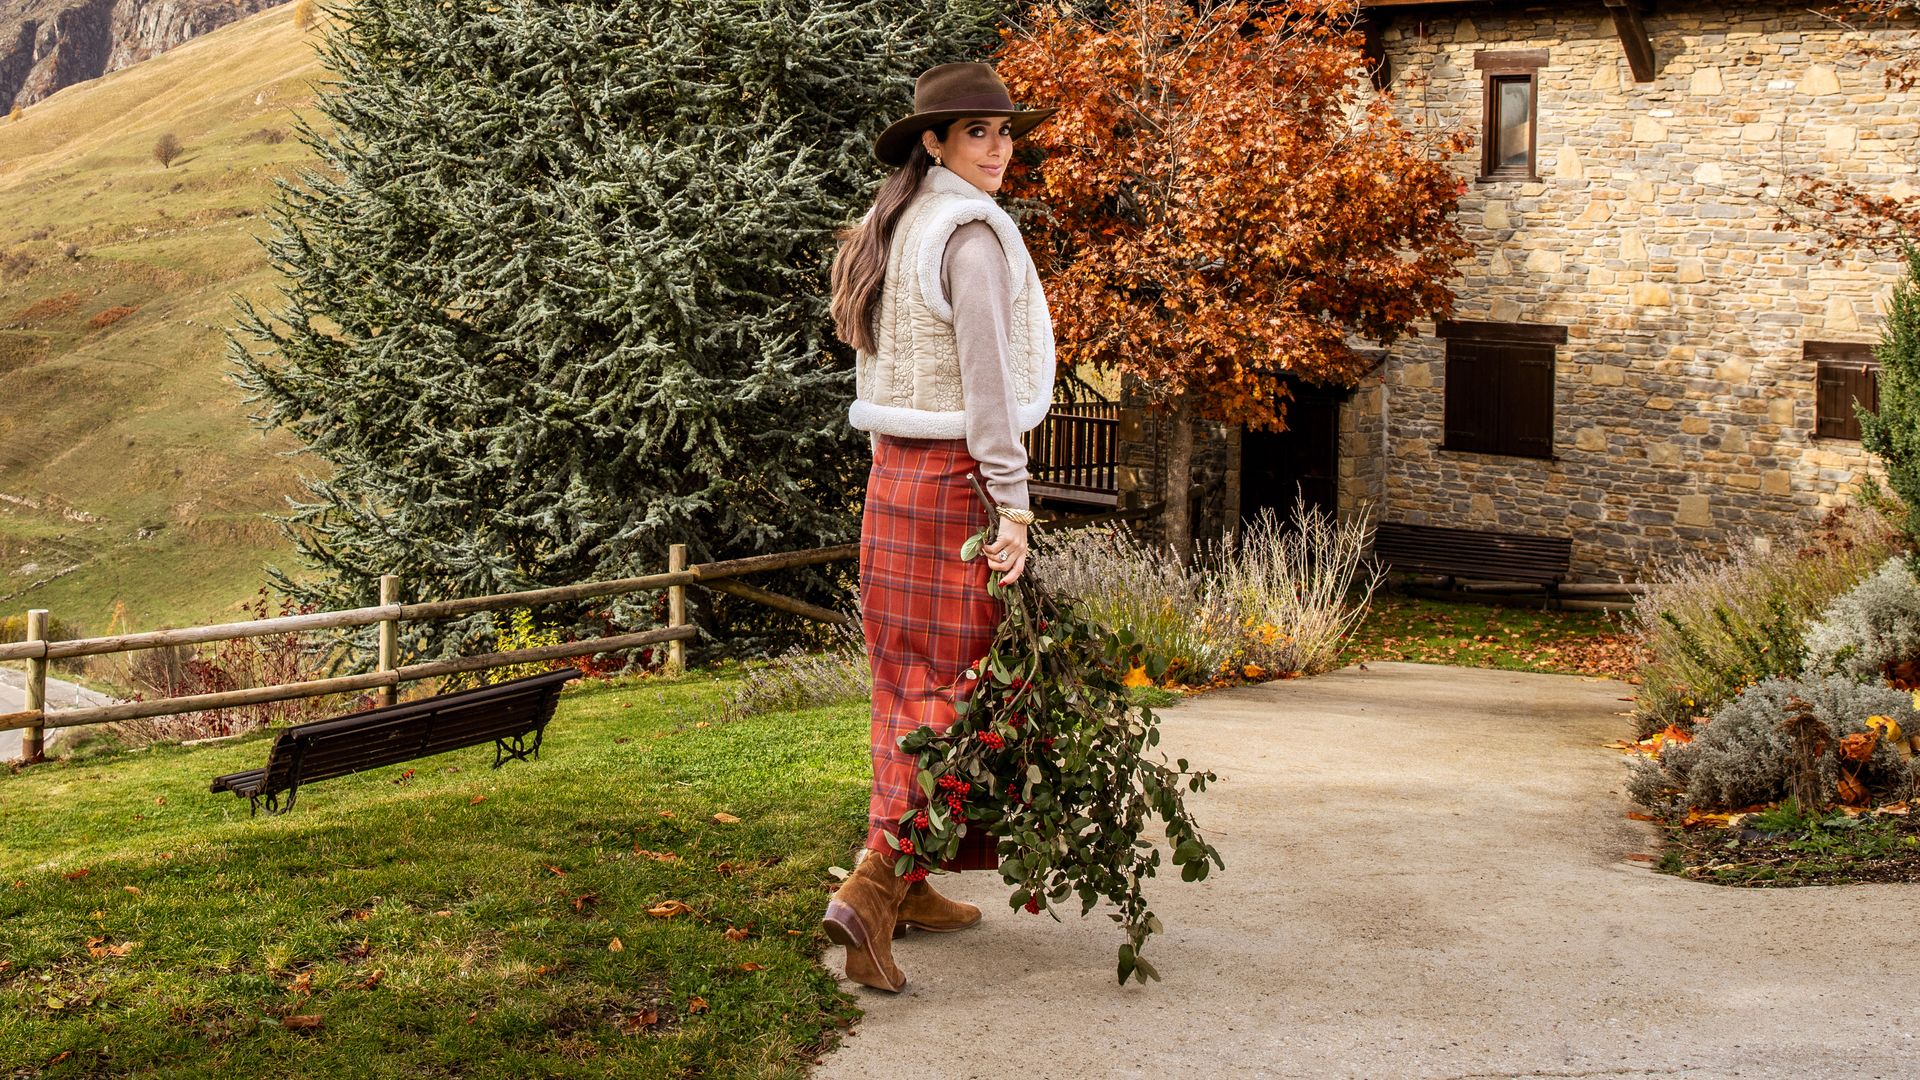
left=1603, top=0, right=1656, bottom=82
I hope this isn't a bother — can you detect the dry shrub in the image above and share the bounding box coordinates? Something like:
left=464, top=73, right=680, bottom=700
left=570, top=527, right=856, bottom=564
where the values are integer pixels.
left=241, top=127, right=289, bottom=145
left=714, top=616, right=869, bottom=723
left=97, top=591, right=366, bottom=747
left=1034, top=524, right=1243, bottom=684
left=13, top=290, right=83, bottom=324
left=1629, top=504, right=1902, bottom=735
left=0, top=249, right=35, bottom=282
left=88, top=305, right=138, bottom=329
left=1204, top=501, right=1383, bottom=677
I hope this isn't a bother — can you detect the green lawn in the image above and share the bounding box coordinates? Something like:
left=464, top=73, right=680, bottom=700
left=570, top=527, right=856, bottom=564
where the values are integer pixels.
left=1340, top=589, right=1644, bottom=680
left=0, top=670, right=869, bottom=1078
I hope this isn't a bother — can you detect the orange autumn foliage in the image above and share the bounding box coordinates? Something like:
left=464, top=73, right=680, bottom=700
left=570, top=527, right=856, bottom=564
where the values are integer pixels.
left=994, top=0, right=1471, bottom=434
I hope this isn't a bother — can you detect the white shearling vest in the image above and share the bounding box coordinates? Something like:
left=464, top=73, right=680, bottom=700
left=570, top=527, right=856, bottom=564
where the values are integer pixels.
left=849, top=164, right=1055, bottom=439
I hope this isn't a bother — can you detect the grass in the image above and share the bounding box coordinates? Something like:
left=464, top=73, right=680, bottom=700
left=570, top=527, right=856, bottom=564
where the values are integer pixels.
left=0, top=3, right=333, bottom=634
left=1338, top=589, right=1644, bottom=680
left=1656, top=801, right=1920, bottom=886
left=0, top=669, right=873, bottom=1078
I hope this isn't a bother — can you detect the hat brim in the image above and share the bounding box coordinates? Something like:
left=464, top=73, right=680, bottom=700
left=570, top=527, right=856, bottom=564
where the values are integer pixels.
left=873, top=106, right=1059, bottom=167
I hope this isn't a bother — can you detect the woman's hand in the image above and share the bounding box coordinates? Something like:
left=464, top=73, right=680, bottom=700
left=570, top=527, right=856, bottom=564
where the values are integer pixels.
left=983, top=516, right=1029, bottom=585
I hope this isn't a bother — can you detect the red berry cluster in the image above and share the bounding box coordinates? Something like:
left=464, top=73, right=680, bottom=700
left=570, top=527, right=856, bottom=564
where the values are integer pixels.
left=978, top=731, right=1005, bottom=750
left=899, top=838, right=915, bottom=855
left=1023, top=897, right=1040, bottom=914
left=904, top=867, right=929, bottom=882
left=1007, top=712, right=1026, bottom=729
left=914, top=810, right=930, bottom=830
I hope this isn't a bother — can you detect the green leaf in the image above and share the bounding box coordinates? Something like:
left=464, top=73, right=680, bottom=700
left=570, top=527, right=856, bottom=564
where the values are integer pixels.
left=894, top=856, right=913, bottom=877
left=917, top=770, right=935, bottom=801
left=883, top=830, right=901, bottom=850
left=960, top=532, right=984, bottom=561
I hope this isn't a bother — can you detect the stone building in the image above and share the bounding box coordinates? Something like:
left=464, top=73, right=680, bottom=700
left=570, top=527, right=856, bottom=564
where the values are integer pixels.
left=1100, top=0, right=1913, bottom=581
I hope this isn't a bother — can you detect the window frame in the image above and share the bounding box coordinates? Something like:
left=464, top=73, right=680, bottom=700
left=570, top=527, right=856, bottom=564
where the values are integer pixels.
left=1437, top=319, right=1566, bottom=461
left=1474, top=50, right=1547, bottom=183
left=1808, top=340, right=1880, bottom=441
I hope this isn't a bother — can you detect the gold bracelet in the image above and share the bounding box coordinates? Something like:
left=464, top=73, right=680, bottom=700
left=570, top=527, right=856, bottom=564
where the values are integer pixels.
left=995, top=506, right=1036, bottom=526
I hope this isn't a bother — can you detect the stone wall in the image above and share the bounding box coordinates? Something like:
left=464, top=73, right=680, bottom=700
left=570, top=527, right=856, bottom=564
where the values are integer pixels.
left=1371, top=0, right=1907, bottom=580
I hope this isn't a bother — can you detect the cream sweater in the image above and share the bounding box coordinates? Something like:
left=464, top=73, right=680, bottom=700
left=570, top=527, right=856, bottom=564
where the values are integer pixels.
left=851, top=164, right=1056, bottom=511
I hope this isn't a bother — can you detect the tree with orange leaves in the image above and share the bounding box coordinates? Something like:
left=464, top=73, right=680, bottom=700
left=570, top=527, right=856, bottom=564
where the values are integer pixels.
left=995, top=0, right=1471, bottom=557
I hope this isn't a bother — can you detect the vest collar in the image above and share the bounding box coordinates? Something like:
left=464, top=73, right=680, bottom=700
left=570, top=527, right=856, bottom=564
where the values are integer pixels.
left=923, top=163, right=993, bottom=202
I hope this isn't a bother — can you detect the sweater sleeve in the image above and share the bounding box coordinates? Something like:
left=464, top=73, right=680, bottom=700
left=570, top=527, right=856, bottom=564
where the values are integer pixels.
left=940, top=219, right=1030, bottom=511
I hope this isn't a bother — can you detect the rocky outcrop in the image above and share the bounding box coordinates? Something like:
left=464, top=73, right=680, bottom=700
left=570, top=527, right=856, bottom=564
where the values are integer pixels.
left=0, top=0, right=279, bottom=113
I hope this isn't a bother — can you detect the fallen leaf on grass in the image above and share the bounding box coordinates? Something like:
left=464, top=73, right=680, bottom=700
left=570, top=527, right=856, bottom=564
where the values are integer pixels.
left=572, top=893, right=599, bottom=914
left=687, top=995, right=708, bottom=1014
left=633, top=847, right=679, bottom=862
left=1624, top=812, right=1657, bottom=822
left=392, top=769, right=415, bottom=785
left=545, top=865, right=567, bottom=877
left=280, top=1015, right=324, bottom=1031
left=714, top=862, right=740, bottom=877
left=123, top=886, right=141, bottom=895
left=647, top=900, right=693, bottom=919
left=61, top=868, right=91, bottom=881
left=657, top=810, right=676, bottom=819
left=786, top=929, right=803, bottom=936
left=1838, top=772, right=1870, bottom=806
left=86, top=938, right=139, bottom=959
left=362, top=969, right=384, bottom=990
left=618, top=1008, right=660, bottom=1034
left=469, top=795, right=488, bottom=805
left=1878, top=801, right=1911, bottom=816
left=711, top=812, right=741, bottom=825
left=608, top=937, right=624, bottom=953
left=47, top=1052, right=70, bottom=1066
left=825, top=866, right=849, bottom=881
left=290, top=972, right=312, bottom=997
left=723, top=927, right=750, bottom=942
left=433, top=910, right=452, bottom=917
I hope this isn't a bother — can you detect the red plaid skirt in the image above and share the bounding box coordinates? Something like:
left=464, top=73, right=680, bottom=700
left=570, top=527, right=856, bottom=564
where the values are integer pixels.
left=860, top=434, right=1003, bottom=872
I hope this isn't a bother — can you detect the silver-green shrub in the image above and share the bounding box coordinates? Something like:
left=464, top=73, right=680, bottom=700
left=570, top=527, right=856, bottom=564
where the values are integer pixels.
left=1628, top=503, right=1900, bottom=734
left=1802, top=556, right=1920, bottom=683
left=1626, top=673, right=1918, bottom=810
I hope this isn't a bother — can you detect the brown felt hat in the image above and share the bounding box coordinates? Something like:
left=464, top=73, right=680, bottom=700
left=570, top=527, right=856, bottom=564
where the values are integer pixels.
left=873, top=62, right=1058, bottom=167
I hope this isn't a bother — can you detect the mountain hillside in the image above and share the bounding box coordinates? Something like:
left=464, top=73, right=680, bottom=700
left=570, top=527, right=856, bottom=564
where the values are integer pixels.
left=0, top=1, right=327, bottom=633
left=2, top=0, right=283, bottom=113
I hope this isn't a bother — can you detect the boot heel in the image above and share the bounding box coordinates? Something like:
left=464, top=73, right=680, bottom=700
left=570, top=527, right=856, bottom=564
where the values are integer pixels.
left=821, top=900, right=867, bottom=949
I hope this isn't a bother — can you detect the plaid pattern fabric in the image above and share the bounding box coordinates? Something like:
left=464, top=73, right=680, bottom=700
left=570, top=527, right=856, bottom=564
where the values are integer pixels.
left=860, top=434, right=1003, bottom=872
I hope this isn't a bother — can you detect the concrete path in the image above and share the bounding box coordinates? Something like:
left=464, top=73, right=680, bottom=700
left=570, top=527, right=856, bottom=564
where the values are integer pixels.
left=0, top=666, right=116, bottom=761
left=815, top=662, right=1916, bottom=1080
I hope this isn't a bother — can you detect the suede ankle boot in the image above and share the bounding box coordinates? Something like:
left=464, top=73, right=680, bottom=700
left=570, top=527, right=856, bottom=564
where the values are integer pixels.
left=894, top=877, right=982, bottom=934
left=821, top=852, right=911, bottom=992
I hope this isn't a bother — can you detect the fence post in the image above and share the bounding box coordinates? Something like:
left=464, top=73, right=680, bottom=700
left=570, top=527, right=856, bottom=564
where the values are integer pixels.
left=667, top=544, right=687, bottom=676
left=377, top=575, right=399, bottom=707
left=22, top=608, right=47, bottom=761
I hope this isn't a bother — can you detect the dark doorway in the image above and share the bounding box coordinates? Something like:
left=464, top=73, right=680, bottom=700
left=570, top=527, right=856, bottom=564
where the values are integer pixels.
left=1240, top=380, right=1344, bottom=527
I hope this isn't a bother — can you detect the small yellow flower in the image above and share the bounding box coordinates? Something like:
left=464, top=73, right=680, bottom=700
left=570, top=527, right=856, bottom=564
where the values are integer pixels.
left=1122, top=663, right=1151, bottom=688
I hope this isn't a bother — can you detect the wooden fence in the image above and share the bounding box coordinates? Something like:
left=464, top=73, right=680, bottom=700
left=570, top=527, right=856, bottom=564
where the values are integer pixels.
left=0, top=501, right=1161, bottom=757
left=0, top=542, right=854, bottom=750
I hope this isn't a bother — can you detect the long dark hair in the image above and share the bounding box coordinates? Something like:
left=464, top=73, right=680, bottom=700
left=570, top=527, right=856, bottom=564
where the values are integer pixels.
left=830, top=122, right=953, bottom=354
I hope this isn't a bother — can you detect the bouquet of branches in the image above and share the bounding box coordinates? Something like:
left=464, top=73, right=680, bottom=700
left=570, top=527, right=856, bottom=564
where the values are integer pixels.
left=883, top=476, right=1224, bottom=986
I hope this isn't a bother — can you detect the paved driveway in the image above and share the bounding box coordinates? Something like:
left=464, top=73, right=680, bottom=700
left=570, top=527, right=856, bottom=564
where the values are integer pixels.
left=0, top=666, right=117, bottom=760
left=813, top=662, right=1915, bottom=1080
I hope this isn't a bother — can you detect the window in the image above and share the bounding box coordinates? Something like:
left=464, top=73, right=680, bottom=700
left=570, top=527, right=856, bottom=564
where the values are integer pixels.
left=1809, top=341, right=1880, bottom=440
left=1439, top=320, right=1565, bottom=459
left=1475, top=50, right=1546, bottom=181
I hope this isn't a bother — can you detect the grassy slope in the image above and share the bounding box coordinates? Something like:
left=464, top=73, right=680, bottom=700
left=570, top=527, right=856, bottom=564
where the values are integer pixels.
left=0, top=671, right=870, bottom=1078
left=0, top=3, right=327, bottom=635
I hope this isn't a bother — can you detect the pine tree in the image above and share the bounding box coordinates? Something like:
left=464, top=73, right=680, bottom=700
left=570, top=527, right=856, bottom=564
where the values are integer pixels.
left=229, top=0, right=1003, bottom=664
left=1861, top=243, right=1920, bottom=545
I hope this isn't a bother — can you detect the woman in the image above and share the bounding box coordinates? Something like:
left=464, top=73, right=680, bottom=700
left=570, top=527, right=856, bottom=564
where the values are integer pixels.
left=823, top=62, right=1058, bottom=993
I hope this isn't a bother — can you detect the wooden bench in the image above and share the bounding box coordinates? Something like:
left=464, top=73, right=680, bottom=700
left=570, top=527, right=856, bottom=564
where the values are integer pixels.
left=1371, top=521, right=1573, bottom=592
left=210, top=667, right=582, bottom=816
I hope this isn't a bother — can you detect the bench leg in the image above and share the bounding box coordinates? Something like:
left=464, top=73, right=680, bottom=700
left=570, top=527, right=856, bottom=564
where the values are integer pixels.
left=493, top=726, right=544, bottom=768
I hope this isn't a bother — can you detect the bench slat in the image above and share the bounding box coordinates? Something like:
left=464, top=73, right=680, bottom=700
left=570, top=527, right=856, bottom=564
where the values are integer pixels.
left=1373, top=521, right=1572, bottom=585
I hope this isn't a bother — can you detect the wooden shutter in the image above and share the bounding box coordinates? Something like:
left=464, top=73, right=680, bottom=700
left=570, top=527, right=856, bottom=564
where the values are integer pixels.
left=1809, top=341, right=1878, bottom=441
left=1444, top=342, right=1496, bottom=453
left=1502, top=344, right=1557, bottom=459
